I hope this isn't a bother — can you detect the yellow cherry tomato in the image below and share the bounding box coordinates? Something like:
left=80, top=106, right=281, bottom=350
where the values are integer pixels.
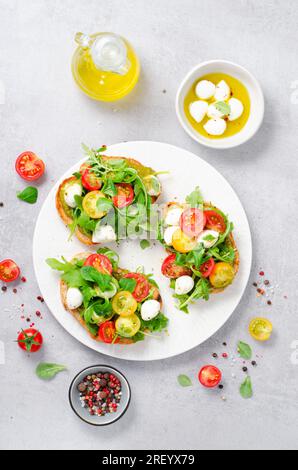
left=115, top=314, right=141, bottom=338
left=209, top=262, right=235, bottom=289
left=112, top=291, right=138, bottom=317
left=249, top=318, right=273, bottom=341
left=82, top=190, right=108, bottom=219
left=172, top=228, right=197, bottom=253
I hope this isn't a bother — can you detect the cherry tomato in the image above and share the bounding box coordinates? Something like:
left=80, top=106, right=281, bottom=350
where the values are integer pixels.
left=98, top=321, right=119, bottom=344
left=204, top=210, right=226, bottom=233
left=0, top=259, right=20, bottom=282
left=81, top=168, right=102, bottom=191
left=112, top=291, right=138, bottom=317
left=17, top=328, right=43, bottom=353
left=123, top=273, right=150, bottom=302
left=79, top=162, right=91, bottom=174
left=209, top=262, right=234, bottom=289
left=115, top=314, right=141, bottom=338
left=82, top=190, right=108, bottom=219
left=15, top=151, right=45, bottom=181
left=200, top=258, right=215, bottom=278
left=84, top=254, right=112, bottom=275
left=172, top=228, right=197, bottom=253
left=180, top=208, right=206, bottom=237
left=112, top=183, right=134, bottom=208
left=198, top=365, right=222, bottom=388
left=249, top=318, right=273, bottom=342
left=161, top=254, right=192, bottom=279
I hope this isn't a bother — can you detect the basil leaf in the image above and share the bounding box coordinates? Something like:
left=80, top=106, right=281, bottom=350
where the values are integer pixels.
left=46, top=258, right=75, bottom=273
left=185, top=186, right=203, bottom=208
left=140, top=239, right=150, bottom=250
left=96, top=197, right=113, bottom=212
left=240, top=376, right=253, bottom=399
left=215, top=101, right=231, bottom=116
left=177, top=374, right=192, bottom=387
left=81, top=266, right=112, bottom=291
left=119, top=277, right=137, bottom=293
left=36, top=363, right=66, bottom=380
left=237, top=341, right=252, bottom=360
left=141, top=313, right=168, bottom=332
left=17, top=186, right=38, bottom=204
left=62, top=269, right=87, bottom=288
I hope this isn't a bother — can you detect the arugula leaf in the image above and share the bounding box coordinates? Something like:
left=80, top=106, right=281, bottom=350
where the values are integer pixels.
left=240, top=376, right=253, bottom=399
left=85, top=322, right=99, bottom=336
left=62, top=269, right=87, bottom=288
left=177, top=374, right=192, bottom=387
left=132, top=331, right=145, bottom=343
left=81, top=266, right=112, bottom=291
left=141, top=313, right=168, bottom=332
left=96, top=197, right=113, bottom=213
left=140, top=239, right=150, bottom=250
left=215, top=101, right=231, bottom=116
left=178, top=278, right=209, bottom=311
left=36, top=363, right=66, bottom=380
left=119, top=277, right=137, bottom=292
left=237, top=341, right=252, bottom=360
left=81, top=285, right=98, bottom=308
left=102, top=178, right=117, bottom=197
left=72, top=172, right=82, bottom=179
left=17, top=186, right=38, bottom=204
left=185, top=186, right=203, bottom=208
left=46, top=258, right=75, bottom=273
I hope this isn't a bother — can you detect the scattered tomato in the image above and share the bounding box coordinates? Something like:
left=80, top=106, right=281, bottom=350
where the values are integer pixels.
left=198, top=365, right=222, bottom=388
left=0, top=259, right=20, bottom=282
left=81, top=168, right=102, bottom=191
left=84, top=253, right=112, bottom=275
left=15, top=151, right=45, bottom=181
left=180, top=208, right=206, bottom=238
left=249, top=318, right=273, bottom=341
left=112, top=183, right=134, bottom=208
left=161, top=253, right=192, bottom=279
left=204, top=210, right=226, bottom=233
left=98, top=321, right=118, bottom=344
left=123, top=273, right=150, bottom=302
left=200, top=258, right=215, bottom=278
left=17, top=328, right=43, bottom=353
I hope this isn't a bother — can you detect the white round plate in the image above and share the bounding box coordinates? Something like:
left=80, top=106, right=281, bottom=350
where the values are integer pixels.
left=33, top=141, right=252, bottom=361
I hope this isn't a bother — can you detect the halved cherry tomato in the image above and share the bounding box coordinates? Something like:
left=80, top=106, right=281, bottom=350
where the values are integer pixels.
left=98, top=321, right=119, bottom=344
left=82, top=190, right=108, bottom=219
left=115, top=314, right=141, bottom=338
left=0, top=259, right=20, bottom=282
left=84, top=254, right=112, bottom=275
left=204, top=210, right=226, bottom=233
left=180, top=208, right=206, bottom=238
left=249, top=318, right=273, bottom=342
left=209, top=262, right=234, bottom=289
left=124, top=273, right=150, bottom=302
left=200, top=258, right=215, bottom=278
left=81, top=168, right=102, bottom=191
left=15, top=152, right=45, bottom=181
left=161, top=254, right=192, bottom=279
left=112, top=183, right=134, bottom=208
left=112, top=291, right=138, bottom=317
left=198, top=365, right=222, bottom=388
left=17, top=328, right=43, bottom=353
left=172, top=228, right=197, bottom=254
left=79, top=162, right=91, bottom=174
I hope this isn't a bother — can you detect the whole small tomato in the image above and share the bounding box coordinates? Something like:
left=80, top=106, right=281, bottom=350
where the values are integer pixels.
left=17, top=328, right=43, bottom=353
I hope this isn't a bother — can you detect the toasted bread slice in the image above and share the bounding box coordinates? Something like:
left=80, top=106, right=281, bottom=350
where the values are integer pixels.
left=56, top=156, right=161, bottom=246
left=60, top=252, right=162, bottom=345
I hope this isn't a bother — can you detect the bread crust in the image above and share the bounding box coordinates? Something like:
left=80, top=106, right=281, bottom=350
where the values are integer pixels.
left=56, top=156, right=161, bottom=246
left=60, top=252, right=162, bottom=345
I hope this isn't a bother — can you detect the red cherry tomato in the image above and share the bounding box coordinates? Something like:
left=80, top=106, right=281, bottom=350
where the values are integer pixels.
left=98, top=321, right=119, bottom=344
left=198, top=365, right=222, bottom=388
left=81, top=168, right=102, bottom=191
left=124, top=273, right=150, bottom=302
left=204, top=210, right=226, bottom=233
left=112, top=183, right=134, bottom=208
left=161, top=254, right=192, bottom=279
left=84, top=254, right=113, bottom=275
left=17, top=328, right=43, bottom=353
left=180, top=208, right=206, bottom=238
left=200, top=258, right=215, bottom=278
left=0, top=259, right=20, bottom=282
left=79, top=162, right=91, bottom=174
left=15, top=151, right=45, bottom=181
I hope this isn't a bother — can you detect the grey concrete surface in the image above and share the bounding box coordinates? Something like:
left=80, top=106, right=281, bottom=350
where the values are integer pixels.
left=0, top=0, right=298, bottom=450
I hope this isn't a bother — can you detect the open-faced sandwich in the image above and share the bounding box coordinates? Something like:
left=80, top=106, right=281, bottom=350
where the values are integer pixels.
left=158, top=187, right=239, bottom=312
left=56, top=145, right=162, bottom=245
left=46, top=248, right=168, bottom=344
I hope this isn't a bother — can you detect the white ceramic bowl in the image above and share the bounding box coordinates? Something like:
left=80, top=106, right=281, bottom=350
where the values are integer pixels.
left=176, top=60, right=264, bottom=149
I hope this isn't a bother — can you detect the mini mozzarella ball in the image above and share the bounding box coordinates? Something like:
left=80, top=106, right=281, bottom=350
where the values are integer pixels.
left=141, top=299, right=160, bottom=321
left=203, top=118, right=227, bottom=136
left=64, top=183, right=82, bottom=208
left=164, top=226, right=178, bottom=246
left=197, top=229, right=219, bottom=248
left=195, top=80, right=216, bottom=100
left=175, top=276, right=195, bottom=295
left=92, top=224, right=117, bottom=244
left=214, top=80, right=231, bottom=101
left=228, top=97, right=244, bottom=121
left=66, top=287, right=83, bottom=310
left=189, top=100, right=208, bottom=123
left=165, top=206, right=183, bottom=226
left=207, top=103, right=225, bottom=119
